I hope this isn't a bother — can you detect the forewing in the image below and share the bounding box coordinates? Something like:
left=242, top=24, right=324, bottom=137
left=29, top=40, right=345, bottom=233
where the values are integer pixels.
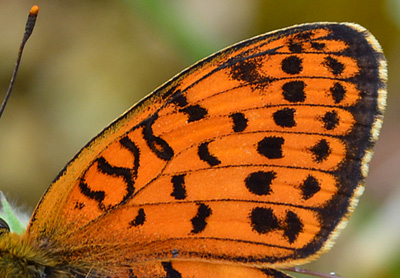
left=27, top=23, right=386, bottom=272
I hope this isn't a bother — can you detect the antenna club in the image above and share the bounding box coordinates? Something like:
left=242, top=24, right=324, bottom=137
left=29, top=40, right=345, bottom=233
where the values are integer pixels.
left=30, top=5, right=39, bottom=16
left=0, top=5, right=39, bottom=118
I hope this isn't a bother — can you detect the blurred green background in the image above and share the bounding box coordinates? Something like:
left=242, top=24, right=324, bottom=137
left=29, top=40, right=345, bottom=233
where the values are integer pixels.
left=0, top=1, right=399, bottom=277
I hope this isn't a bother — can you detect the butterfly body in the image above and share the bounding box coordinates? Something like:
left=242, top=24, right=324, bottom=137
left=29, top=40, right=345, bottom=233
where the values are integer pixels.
left=0, top=233, right=54, bottom=278
left=0, top=22, right=386, bottom=278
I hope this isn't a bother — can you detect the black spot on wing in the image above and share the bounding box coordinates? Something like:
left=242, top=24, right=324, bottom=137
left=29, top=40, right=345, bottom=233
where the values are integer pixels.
left=321, top=110, right=340, bottom=130
left=182, top=105, right=208, bottom=122
left=288, top=40, right=303, bottom=53
left=198, top=141, right=221, bottom=166
left=309, top=139, right=331, bottom=163
left=282, top=81, right=306, bottom=103
left=283, top=211, right=304, bottom=244
left=245, top=171, right=276, bottom=196
left=191, top=203, right=212, bottom=234
left=172, top=94, right=188, bottom=107
left=129, top=208, right=146, bottom=227
left=250, top=207, right=279, bottom=234
left=230, top=112, right=248, bottom=132
left=79, top=181, right=105, bottom=210
left=230, top=58, right=261, bottom=83
left=324, top=56, right=344, bottom=75
left=250, top=207, right=303, bottom=243
left=330, top=82, right=346, bottom=103
left=229, top=57, right=274, bottom=89
left=74, top=201, right=85, bottom=210
left=281, top=55, right=303, bottom=74
left=294, top=30, right=313, bottom=40
left=142, top=115, right=174, bottom=161
left=273, top=108, right=296, bottom=128
left=299, top=175, right=321, bottom=200
left=311, top=42, right=326, bottom=50
left=171, top=174, right=187, bottom=200
left=172, top=94, right=207, bottom=122
left=257, top=136, right=284, bottom=159
left=162, top=262, right=182, bottom=278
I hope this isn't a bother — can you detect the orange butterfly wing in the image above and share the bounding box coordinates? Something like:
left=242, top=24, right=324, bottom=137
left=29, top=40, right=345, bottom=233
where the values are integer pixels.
left=26, top=23, right=386, bottom=277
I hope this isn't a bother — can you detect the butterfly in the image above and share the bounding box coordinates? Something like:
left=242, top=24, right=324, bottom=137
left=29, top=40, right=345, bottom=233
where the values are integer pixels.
left=0, top=17, right=387, bottom=278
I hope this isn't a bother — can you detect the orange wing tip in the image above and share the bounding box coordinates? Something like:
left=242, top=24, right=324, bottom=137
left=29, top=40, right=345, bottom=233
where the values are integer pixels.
left=30, top=5, right=39, bottom=16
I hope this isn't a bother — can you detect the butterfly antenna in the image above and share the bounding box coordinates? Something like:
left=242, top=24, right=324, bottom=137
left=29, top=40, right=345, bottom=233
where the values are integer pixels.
left=0, top=5, right=39, bottom=119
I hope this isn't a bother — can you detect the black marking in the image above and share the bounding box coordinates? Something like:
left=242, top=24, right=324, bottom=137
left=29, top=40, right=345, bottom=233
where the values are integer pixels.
left=294, top=31, right=313, bottom=40
left=143, top=115, right=174, bottom=161
left=129, top=208, right=146, bottom=227
left=261, top=268, right=293, bottom=278
left=250, top=207, right=279, bottom=234
left=245, top=171, right=276, bottom=196
left=96, top=156, right=135, bottom=201
left=162, top=262, right=182, bottom=278
left=300, top=175, right=321, bottom=200
left=309, top=139, right=331, bottom=163
left=230, top=58, right=261, bottom=83
left=283, top=211, right=304, bottom=244
left=198, top=141, right=221, bottom=166
left=321, top=110, right=340, bottom=130
left=162, top=85, right=180, bottom=101
left=80, top=137, right=140, bottom=211
left=273, top=108, right=296, bottom=128
left=229, top=57, right=274, bottom=90
left=311, top=42, right=325, bottom=50
left=330, top=82, right=346, bottom=103
left=79, top=181, right=105, bottom=209
left=120, top=136, right=140, bottom=176
left=172, top=94, right=188, bottom=107
left=257, top=136, right=284, bottom=159
left=172, top=94, right=208, bottom=122
left=171, top=174, right=187, bottom=200
left=191, top=203, right=212, bottom=234
left=282, top=81, right=306, bottom=103
left=288, top=40, right=303, bottom=53
left=281, top=55, right=303, bottom=75
left=97, top=156, right=133, bottom=181
left=324, top=56, right=344, bottom=75
left=230, top=112, right=248, bottom=132
left=74, top=201, right=85, bottom=210
left=182, top=104, right=208, bottom=122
